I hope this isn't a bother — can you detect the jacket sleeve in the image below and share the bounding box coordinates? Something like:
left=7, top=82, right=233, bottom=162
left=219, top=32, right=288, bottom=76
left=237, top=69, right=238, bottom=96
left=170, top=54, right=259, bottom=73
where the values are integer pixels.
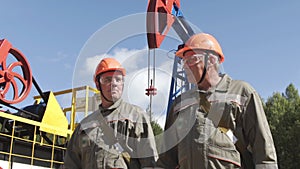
left=156, top=103, right=179, bottom=169
left=63, top=125, right=82, bottom=169
left=243, top=92, right=278, bottom=169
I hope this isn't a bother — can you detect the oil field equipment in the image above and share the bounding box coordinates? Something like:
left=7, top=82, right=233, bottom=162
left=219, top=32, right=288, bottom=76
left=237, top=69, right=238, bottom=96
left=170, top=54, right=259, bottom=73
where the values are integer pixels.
left=0, top=39, right=99, bottom=169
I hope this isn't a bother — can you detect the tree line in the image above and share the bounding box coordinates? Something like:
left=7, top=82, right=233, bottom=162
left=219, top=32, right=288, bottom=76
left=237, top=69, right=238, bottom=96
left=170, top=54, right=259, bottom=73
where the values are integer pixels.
left=264, top=83, right=300, bottom=169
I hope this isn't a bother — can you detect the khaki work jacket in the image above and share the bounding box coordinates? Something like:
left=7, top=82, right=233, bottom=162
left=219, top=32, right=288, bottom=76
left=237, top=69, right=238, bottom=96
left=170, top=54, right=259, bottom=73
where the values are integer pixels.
left=64, top=99, right=158, bottom=169
left=157, top=74, right=278, bottom=169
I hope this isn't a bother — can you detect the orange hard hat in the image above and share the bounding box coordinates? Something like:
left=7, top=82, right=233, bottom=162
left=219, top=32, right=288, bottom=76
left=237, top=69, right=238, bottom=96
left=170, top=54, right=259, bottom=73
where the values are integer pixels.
left=175, top=33, right=224, bottom=63
left=94, top=58, right=126, bottom=88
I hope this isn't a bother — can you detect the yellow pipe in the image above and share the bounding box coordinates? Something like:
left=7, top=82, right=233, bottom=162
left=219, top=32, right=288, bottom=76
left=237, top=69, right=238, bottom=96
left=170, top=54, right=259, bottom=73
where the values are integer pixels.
left=50, top=134, right=56, bottom=168
left=85, top=86, right=89, bottom=117
left=8, top=120, right=16, bottom=169
left=30, top=126, right=37, bottom=166
left=70, top=89, right=77, bottom=131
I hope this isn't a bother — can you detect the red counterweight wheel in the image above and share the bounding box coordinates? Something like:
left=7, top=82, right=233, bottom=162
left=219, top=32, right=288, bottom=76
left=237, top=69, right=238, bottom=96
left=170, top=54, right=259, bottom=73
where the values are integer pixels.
left=0, top=39, right=32, bottom=104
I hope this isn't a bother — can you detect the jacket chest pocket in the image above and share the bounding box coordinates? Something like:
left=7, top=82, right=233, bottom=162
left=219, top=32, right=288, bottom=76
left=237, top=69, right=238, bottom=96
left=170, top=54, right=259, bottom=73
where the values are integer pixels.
left=80, top=135, right=95, bottom=169
left=80, top=128, right=126, bottom=169
left=95, top=149, right=127, bottom=169
left=206, top=101, right=242, bottom=167
left=209, top=101, right=241, bottom=131
left=207, top=127, right=241, bottom=168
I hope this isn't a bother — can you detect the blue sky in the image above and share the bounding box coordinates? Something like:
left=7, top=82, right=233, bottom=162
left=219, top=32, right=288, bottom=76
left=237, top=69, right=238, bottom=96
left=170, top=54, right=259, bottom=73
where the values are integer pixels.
left=1, top=1, right=300, bottom=123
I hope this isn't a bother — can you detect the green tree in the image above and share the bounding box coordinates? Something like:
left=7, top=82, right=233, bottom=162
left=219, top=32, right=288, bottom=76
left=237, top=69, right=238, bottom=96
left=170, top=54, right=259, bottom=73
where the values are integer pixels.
left=146, top=105, right=163, bottom=136
left=264, top=83, right=300, bottom=169
left=151, top=121, right=163, bottom=136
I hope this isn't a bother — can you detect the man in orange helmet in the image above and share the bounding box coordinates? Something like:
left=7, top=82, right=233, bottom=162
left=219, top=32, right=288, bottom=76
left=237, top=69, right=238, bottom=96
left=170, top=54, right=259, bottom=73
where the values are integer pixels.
left=64, top=58, right=158, bottom=169
left=157, top=33, right=278, bottom=168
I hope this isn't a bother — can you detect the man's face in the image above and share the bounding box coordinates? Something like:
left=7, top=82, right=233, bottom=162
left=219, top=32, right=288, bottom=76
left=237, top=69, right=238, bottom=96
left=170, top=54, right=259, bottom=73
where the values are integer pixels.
left=182, top=50, right=206, bottom=84
left=99, top=71, right=124, bottom=102
left=182, top=50, right=219, bottom=84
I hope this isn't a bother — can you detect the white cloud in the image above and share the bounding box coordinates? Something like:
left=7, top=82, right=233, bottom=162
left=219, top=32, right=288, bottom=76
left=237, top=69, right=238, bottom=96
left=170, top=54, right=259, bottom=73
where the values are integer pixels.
left=49, top=51, right=69, bottom=62
left=126, top=69, right=171, bottom=128
left=77, top=47, right=142, bottom=84
left=72, top=47, right=175, bottom=128
left=84, top=54, right=105, bottom=76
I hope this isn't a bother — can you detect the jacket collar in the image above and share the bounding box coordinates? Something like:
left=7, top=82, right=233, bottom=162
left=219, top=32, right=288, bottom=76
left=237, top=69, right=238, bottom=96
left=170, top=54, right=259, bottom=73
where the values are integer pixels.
left=208, top=74, right=232, bottom=93
left=99, top=98, right=123, bottom=116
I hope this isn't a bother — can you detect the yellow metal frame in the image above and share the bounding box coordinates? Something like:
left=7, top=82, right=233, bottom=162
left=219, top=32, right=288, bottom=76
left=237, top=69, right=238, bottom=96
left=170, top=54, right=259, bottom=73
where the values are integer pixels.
left=33, top=85, right=99, bottom=132
left=0, top=112, right=68, bottom=168
left=0, top=85, right=100, bottom=168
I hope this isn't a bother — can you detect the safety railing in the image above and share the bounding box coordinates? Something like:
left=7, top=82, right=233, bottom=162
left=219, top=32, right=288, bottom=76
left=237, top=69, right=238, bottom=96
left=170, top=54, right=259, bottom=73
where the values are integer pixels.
left=0, top=111, right=67, bottom=168
left=0, top=85, right=100, bottom=169
left=33, top=85, right=100, bottom=132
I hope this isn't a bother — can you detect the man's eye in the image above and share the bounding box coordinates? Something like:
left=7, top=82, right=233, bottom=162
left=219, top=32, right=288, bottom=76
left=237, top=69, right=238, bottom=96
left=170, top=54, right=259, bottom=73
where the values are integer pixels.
left=101, top=77, right=112, bottom=84
left=115, top=78, right=123, bottom=83
left=104, top=79, right=111, bottom=83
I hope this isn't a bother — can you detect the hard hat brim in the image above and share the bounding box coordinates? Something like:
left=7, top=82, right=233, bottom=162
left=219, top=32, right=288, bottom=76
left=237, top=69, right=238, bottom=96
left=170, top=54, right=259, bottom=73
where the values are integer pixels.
left=175, top=46, right=205, bottom=58
left=100, top=68, right=126, bottom=76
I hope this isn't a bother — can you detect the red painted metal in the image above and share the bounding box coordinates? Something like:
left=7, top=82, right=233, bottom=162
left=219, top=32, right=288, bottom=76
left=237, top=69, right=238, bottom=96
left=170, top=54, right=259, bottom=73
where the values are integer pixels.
left=0, top=39, right=32, bottom=104
left=147, top=0, right=180, bottom=49
left=145, top=85, right=157, bottom=96
left=145, top=79, right=157, bottom=96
